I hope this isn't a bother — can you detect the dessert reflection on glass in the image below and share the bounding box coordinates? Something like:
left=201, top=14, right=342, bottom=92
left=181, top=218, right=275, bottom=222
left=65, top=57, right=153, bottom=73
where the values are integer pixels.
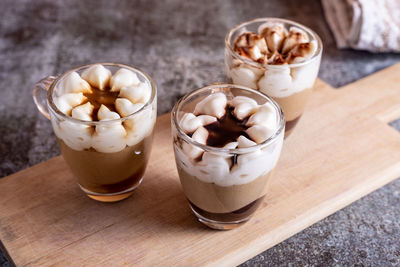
left=33, top=63, right=157, bottom=202
left=225, top=18, right=322, bottom=136
left=171, top=84, right=285, bottom=230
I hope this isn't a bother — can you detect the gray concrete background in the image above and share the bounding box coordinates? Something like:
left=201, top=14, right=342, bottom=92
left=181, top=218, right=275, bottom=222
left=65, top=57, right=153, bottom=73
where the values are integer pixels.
left=0, top=0, right=399, bottom=266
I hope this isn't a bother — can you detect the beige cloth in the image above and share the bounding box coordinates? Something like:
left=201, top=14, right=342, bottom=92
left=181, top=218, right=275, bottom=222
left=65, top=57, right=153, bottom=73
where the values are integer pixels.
left=322, top=0, right=400, bottom=52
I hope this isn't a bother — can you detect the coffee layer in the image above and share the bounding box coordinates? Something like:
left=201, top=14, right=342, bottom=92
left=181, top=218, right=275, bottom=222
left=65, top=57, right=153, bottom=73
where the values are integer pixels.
left=272, top=87, right=312, bottom=121
left=58, top=135, right=152, bottom=194
left=178, top=167, right=273, bottom=213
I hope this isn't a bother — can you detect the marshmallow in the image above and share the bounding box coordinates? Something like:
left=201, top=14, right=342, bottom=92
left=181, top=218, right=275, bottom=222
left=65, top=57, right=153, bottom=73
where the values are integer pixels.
left=246, top=125, right=275, bottom=144
left=81, top=64, right=112, bottom=90
left=223, top=142, right=238, bottom=149
left=286, top=40, right=317, bottom=64
left=247, top=103, right=278, bottom=130
left=281, top=27, right=309, bottom=54
left=267, top=51, right=286, bottom=65
left=54, top=93, right=87, bottom=115
left=59, top=71, right=91, bottom=95
left=258, top=66, right=292, bottom=98
left=233, top=102, right=258, bottom=120
left=119, top=83, right=151, bottom=104
left=59, top=120, right=93, bottom=151
left=115, top=98, right=144, bottom=117
left=235, top=32, right=268, bottom=61
left=258, top=22, right=287, bottom=52
left=230, top=67, right=259, bottom=89
left=194, top=92, right=227, bottom=119
left=290, top=56, right=320, bottom=91
left=92, top=105, right=127, bottom=153
left=230, top=96, right=258, bottom=107
left=59, top=102, right=94, bottom=150
left=230, top=96, right=258, bottom=120
left=97, top=104, right=120, bottom=121
left=182, top=126, right=208, bottom=159
left=110, top=68, right=140, bottom=92
left=237, top=135, right=257, bottom=148
left=124, top=103, right=156, bottom=146
left=199, top=152, right=231, bottom=183
left=180, top=113, right=217, bottom=134
left=71, top=102, right=94, bottom=121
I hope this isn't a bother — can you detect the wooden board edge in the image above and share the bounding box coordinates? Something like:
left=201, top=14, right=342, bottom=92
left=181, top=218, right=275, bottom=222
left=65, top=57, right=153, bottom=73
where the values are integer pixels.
left=212, top=164, right=400, bottom=267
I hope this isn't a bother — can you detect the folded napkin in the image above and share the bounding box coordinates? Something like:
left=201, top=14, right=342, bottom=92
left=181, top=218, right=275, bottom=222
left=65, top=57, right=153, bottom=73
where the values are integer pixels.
left=321, top=0, right=400, bottom=52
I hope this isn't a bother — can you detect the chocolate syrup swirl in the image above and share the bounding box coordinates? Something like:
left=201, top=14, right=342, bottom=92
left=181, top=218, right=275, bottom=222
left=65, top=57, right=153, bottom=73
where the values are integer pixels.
left=204, top=106, right=250, bottom=147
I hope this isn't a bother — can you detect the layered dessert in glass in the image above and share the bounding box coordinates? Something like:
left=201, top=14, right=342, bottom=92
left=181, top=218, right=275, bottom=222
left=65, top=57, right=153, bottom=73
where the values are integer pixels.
left=225, top=18, right=322, bottom=136
left=171, top=84, right=285, bottom=230
left=47, top=63, right=157, bottom=202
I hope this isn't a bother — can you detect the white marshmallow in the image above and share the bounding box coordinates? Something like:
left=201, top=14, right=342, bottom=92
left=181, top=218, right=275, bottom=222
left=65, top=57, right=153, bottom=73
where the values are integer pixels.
left=71, top=102, right=94, bottom=121
left=124, top=104, right=156, bottom=146
left=247, top=103, right=278, bottom=130
left=223, top=142, right=238, bottom=149
left=258, top=22, right=287, bottom=52
left=192, top=126, right=208, bottom=144
left=230, top=67, right=258, bottom=89
left=59, top=120, right=93, bottom=151
left=182, top=126, right=208, bottom=159
left=81, top=64, right=112, bottom=90
left=194, top=92, right=227, bottom=119
left=290, top=56, right=320, bottom=91
left=59, top=71, right=91, bottom=95
left=179, top=113, right=217, bottom=134
left=119, top=83, right=151, bottom=104
left=237, top=135, right=257, bottom=148
left=92, top=105, right=127, bottom=153
left=258, top=66, right=292, bottom=98
left=230, top=96, right=258, bottom=107
left=230, top=96, right=259, bottom=120
left=281, top=27, right=309, bottom=54
left=110, top=68, right=140, bottom=92
left=246, top=125, right=275, bottom=144
left=199, top=152, right=231, bottom=184
left=115, top=98, right=144, bottom=117
left=54, top=93, right=87, bottom=115
left=96, top=104, right=119, bottom=120
left=234, top=102, right=258, bottom=120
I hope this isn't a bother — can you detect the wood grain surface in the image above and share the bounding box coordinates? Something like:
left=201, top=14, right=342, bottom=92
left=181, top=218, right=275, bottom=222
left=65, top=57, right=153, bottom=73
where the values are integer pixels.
left=1, top=64, right=400, bottom=266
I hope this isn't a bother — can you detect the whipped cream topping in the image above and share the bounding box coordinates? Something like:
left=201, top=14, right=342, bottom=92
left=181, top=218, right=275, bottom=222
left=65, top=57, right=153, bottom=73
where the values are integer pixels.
left=175, top=92, right=283, bottom=187
left=52, top=64, right=156, bottom=153
left=227, top=22, right=321, bottom=98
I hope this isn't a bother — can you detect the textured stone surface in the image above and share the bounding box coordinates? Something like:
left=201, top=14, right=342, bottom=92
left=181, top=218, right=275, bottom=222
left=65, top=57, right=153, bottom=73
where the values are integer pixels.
left=0, top=0, right=399, bottom=266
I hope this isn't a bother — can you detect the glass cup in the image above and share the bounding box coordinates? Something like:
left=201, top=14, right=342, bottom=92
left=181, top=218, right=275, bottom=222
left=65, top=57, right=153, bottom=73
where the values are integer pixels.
left=171, top=84, right=285, bottom=230
left=33, top=63, right=157, bottom=202
left=225, top=18, right=322, bottom=136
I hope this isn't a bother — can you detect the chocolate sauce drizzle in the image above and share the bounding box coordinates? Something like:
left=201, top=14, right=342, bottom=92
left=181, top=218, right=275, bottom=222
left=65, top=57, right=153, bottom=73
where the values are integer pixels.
left=203, top=106, right=250, bottom=148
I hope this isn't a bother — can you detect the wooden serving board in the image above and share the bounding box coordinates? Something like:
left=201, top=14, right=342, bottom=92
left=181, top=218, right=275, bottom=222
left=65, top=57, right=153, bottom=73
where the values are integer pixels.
left=1, top=64, right=400, bottom=266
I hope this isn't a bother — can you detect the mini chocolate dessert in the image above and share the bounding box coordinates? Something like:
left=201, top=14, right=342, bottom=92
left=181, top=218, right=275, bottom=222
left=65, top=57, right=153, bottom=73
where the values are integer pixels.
left=172, top=86, right=284, bottom=229
left=51, top=64, right=156, bottom=201
left=225, top=18, right=322, bottom=136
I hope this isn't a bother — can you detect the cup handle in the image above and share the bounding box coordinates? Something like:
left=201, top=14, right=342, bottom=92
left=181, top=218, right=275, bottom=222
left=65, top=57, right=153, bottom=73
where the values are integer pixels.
left=33, top=76, right=56, bottom=120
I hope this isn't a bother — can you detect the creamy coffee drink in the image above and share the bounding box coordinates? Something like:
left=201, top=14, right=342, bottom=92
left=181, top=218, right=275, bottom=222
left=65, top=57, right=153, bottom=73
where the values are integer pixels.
left=49, top=64, right=157, bottom=202
left=172, top=84, right=284, bottom=229
left=225, top=18, right=322, bottom=136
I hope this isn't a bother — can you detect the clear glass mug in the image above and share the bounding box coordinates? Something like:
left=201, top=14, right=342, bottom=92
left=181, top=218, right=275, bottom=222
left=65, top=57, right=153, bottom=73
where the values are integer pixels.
left=171, top=84, right=285, bottom=230
left=225, top=18, right=322, bottom=136
left=33, top=63, right=157, bottom=202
